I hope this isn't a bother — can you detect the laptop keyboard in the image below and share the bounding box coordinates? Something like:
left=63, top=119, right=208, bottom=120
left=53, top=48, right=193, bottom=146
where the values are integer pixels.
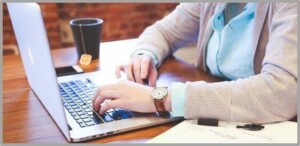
left=59, top=78, right=132, bottom=128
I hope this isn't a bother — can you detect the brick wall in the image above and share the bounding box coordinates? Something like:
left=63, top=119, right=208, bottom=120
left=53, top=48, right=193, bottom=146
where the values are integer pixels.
left=3, top=4, right=61, bottom=49
left=3, top=3, right=178, bottom=51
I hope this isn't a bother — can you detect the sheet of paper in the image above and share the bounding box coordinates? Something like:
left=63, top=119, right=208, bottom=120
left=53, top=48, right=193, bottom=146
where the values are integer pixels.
left=148, top=120, right=297, bottom=143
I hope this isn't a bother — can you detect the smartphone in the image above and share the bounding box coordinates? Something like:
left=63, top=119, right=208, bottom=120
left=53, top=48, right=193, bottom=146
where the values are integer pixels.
left=55, top=65, right=84, bottom=77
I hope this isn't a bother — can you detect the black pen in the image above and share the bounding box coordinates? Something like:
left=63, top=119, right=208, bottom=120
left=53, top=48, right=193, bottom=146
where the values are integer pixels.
left=197, top=119, right=227, bottom=127
left=197, top=119, right=264, bottom=131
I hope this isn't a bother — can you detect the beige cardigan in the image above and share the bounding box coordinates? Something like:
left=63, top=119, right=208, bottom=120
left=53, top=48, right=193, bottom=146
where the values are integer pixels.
left=135, top=3, right=297, bottom=123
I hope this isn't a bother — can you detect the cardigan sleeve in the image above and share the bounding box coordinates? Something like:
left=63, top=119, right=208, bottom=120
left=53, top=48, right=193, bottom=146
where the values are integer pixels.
left=133, top=3, right=201, bottom=67
left=183, top=3, right=297, bottom=124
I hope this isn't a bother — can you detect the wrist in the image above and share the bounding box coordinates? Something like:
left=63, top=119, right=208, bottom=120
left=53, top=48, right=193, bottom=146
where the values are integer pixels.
left=131, top=49, right=159, bottom=68
left=148, top=87, right=157, bottom=113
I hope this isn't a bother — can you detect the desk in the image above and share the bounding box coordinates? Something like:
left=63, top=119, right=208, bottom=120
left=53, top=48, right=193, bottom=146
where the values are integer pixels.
left=3, top=39, right=221, bottom=143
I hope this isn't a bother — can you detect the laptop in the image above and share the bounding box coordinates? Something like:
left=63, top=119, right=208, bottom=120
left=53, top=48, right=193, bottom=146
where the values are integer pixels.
left=7, top=3, right=179, bottom=142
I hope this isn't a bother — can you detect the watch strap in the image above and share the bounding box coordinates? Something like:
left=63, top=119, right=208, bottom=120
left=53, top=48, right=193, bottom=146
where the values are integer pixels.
left=154, top=99, right=167, bottom=115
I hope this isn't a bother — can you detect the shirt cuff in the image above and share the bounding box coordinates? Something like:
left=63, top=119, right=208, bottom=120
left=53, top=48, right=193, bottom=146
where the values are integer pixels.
left=130, top=49, right=159, bottom=67
left=171, top=82, right=187, bottom=117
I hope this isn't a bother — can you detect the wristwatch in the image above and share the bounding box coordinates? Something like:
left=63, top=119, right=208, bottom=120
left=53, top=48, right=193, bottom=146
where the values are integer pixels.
left=151, top=86, right=168, bottom=115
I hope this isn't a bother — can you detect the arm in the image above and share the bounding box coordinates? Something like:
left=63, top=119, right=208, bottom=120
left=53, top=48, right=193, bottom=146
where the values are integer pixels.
left=117, top=3, right=202, bottom=86
left=134, top=3, right=201, bottom=67
left=182, top=3, right=297, bottom=123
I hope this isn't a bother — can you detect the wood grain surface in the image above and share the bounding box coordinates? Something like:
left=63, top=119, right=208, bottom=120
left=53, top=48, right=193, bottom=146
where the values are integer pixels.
left=3, top=40, right=222, bottom=143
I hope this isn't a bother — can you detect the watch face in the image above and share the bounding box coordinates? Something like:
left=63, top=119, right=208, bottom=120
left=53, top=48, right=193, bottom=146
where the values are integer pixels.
left=152, top=87, right=168, bottom=100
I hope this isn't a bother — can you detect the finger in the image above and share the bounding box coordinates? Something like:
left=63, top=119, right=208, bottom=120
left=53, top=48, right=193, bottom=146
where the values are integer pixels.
left=140, top=56, right=151, bottom=79
left=124, top=62, right=135, bottom=82
left=148, top=68, right=157, bottom=87
left=92, top=84, right=119, bottom=109
left=115, top=65, right=125, bottom=78
left=99, top=100, right=123, bottom=115
left=92, top=84, right=119, bottom=104
left=133, top=56, right=143, bottom=84
left=94, top=95, right=114, bottom=112
left=93, top=90, right=120, bottom=111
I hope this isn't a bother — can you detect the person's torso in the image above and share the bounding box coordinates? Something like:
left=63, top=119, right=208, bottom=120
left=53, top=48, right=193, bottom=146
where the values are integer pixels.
left=206, top=3, right=256, bottom=80
left=194, top=3, right=270, bottom=77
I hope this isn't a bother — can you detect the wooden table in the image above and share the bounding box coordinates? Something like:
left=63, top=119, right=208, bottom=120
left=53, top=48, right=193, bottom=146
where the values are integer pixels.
left=3, top=39, right=221, bottom=143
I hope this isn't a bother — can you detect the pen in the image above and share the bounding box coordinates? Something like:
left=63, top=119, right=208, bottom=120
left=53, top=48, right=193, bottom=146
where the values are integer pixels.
left=197, top=119, right=219, bottom=126
left=197, top=119, right=264, bottom=131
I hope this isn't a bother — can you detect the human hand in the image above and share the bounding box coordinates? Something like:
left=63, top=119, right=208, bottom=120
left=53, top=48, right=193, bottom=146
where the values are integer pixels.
left=92, top=80, right=158, bottom=115
left=115, top=55, right=157, bottom=87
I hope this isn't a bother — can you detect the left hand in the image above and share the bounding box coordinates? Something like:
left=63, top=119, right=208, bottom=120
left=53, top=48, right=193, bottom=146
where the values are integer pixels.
left=92, top=80, right=157, bottom=115
left=115, top=55, right=157, bottom=87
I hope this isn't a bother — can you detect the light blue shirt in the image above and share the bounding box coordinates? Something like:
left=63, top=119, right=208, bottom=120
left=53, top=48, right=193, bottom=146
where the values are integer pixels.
left=206, top=3, right=256, bottom=80
left=135, top=3, right=257, bottom=117
left=172, top=3, right=257, bottom=117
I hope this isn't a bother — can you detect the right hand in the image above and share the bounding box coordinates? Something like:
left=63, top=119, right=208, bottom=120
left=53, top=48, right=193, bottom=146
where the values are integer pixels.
left=115, top=55, right=157, bottom=87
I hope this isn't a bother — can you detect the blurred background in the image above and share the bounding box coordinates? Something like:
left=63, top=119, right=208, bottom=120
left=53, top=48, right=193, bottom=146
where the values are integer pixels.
left=3, top=3, right=178, bottom=55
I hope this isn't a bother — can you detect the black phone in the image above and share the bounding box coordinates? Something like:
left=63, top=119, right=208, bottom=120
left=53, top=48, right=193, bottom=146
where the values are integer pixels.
left=55, top=65, right=84, bottom=77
